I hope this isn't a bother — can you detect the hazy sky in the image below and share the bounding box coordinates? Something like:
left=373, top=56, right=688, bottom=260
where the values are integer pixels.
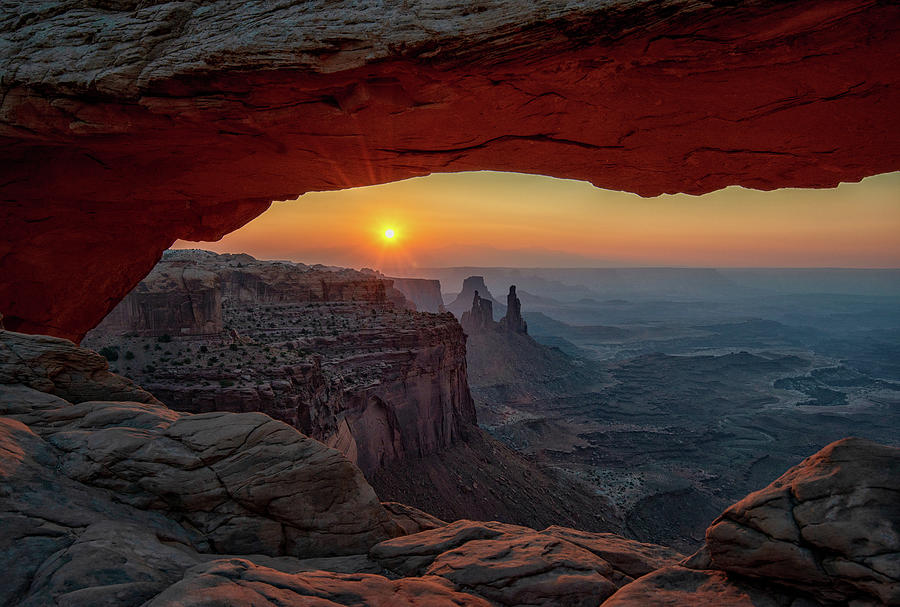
left=174, top=170, right=900, bottom=271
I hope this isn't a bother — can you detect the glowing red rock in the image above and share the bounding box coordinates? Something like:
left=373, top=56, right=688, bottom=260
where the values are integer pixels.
left=2, top=0, right=898, bottom=340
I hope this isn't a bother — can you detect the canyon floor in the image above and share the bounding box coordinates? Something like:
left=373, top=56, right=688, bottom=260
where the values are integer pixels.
left=459, top=275, right=900, bottom=553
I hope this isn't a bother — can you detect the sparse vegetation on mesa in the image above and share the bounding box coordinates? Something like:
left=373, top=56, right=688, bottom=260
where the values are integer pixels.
left=84, top=300, right=458, bottom=397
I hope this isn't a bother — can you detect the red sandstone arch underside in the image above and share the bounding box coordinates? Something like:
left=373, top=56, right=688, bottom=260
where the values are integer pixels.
left=1, top=0, right=899, bottom=341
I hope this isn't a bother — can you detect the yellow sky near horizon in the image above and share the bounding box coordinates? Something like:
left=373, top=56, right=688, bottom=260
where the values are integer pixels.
left=174, top=170, right=900, bottom=270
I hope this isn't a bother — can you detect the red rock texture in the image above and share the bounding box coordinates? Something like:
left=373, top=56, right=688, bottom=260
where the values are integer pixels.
left=2, top=1, right=899, bottom=340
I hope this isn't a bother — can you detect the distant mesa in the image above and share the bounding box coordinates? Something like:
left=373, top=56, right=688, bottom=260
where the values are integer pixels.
left=386, top=277, right=445, bottom=313
left=93, top=250, right=411, bottom=338
left=447, top=276, right=505, bottom=319
left=461, top=284, right=528, bottom=336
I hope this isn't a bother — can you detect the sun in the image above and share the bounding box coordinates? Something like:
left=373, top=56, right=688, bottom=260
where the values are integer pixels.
left=384, top=228, right=395, bottom=239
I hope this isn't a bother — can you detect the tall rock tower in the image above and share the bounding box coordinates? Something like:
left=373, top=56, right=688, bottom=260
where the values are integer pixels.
left=499, top=285, right=527, bottom=334
left=460, top=290, right=495, bottom=333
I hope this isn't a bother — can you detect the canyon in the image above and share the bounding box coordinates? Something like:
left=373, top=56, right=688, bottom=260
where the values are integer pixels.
left=84, top=250, right=616, bottom=531
left=449, top=269, right=900, bottom=554
left=2, top=1, right=899, bottom=605
left=1, top=328, right=897, bottom=606
left=3, top=1, right=900, bottom=340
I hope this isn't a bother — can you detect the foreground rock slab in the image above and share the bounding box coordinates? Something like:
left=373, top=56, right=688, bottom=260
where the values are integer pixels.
left=0, top=329, right=404, bottom=605
left=371, top=520, right=683, bottom=605
left=145, top=559, right=492, bottom=607
left=601, top=566, right=822, bottom=607
left=2, top=330, right=897, bottom=606
left=703, top=437, right=900, bottom=606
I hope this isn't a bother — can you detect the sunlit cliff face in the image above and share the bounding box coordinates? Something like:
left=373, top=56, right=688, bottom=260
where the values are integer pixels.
left=174, top=171, right=900, bottom=270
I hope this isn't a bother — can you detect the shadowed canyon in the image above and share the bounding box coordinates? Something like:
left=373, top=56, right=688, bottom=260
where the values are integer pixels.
left=2, top=1, right=900, bottom=606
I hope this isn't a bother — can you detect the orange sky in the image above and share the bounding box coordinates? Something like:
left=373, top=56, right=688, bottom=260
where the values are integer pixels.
left=174, top=171, right=900, bottom=270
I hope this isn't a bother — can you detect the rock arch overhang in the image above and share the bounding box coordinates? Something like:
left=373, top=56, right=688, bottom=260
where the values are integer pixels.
left=1, top=0, right=899, bottom=342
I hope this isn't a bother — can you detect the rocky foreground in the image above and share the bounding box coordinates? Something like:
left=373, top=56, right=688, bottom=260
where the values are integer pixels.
left=1, top=328, right=897, bottom=606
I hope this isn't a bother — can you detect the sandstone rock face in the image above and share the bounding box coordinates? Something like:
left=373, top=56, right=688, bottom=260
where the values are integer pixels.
left=702, top=437, right=900, bottom=606
left=382, top=501, right=449, bottom=536
left=144, top=559, right=492, bottom=607
left=3, top=1, right=900, bottom=341
left=498, top=285, right=528, bottom=334
left=371, top=519, right=684, bottom=605
left=0, top=330, right=409, bottom=605
left=0, top=330, right=159, bottom=404
left=460, top=290, right=496, bottom=334
left=1, top=389, right=400, bottom=560
left=389, top=277, right=445, bottom=313
left=601, top=566, right=823, bottom=607
left=85, top=251, right=476, bottom=478
left=93, top=250, right=403, bottom=338
left=97, top=256, right=223, bottom=337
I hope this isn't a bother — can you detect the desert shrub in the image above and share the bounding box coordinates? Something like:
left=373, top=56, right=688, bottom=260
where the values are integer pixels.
left=157, top=334, right=172, bottom=343
left=219, top=379, right=234, bottom=388
left=99, top=346, right=119, bottom=362
left=124, top=351, right=135, bottom=360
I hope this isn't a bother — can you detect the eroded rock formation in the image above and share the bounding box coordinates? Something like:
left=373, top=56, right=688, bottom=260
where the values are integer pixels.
left=460, top=290, right=496, bottom=334
left=3, top=1, right=900, bottom=341
left=448, top=276, right=505, bottom=319
left=699, top=437, right=900, bottom=606
left=1, top=329, right=898, bottom=606
left=93, top=249, right=406, bottom=338
left=460, top=281, right=530, bottom=337
left=85, top=251, right=475, bottom=477
left=0, top=329, right=405, bottom=605
left=499, top=285, right=528, bottom=334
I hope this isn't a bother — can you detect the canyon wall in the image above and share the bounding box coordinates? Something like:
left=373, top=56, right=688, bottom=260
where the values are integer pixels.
left=85, top=251, right=476, bottom=477
left=96, top=264, right=223, bottom=337
left=94, top=250, right=399, bottom=337
left=3, top=1, right=899, bottom=341
left=388, top=278, right=445, bottom=313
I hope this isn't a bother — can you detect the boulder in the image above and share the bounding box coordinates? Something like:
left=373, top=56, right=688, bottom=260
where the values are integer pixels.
left=703, top=438, right=900, bottom=605
left=382, top=501, right=449, bottom=535
left=425, top=533, right=619, bottom=606
left=372, top=519, right=683, bottom=605
left=143, top=559, right=491, bottom=607
left=0, top=330, right=159, bottom=404
left=543, top=525, right=683, bottom=583
left=601, top=566, right=823, bottom=607
left=6, top=398, right=402, bottom=558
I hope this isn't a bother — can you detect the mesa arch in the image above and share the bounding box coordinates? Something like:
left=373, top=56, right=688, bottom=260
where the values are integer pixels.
left=2, top=0, right=899, bottom=342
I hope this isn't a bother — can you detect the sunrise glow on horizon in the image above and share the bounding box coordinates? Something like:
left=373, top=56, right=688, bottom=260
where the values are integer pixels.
left=173, top=171, right=900, bottom=271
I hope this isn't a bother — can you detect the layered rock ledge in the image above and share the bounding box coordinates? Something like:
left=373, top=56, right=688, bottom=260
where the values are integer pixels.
left=1, top=329, right=898, bottom=606
left=3, top=1, right=899, bottom=339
